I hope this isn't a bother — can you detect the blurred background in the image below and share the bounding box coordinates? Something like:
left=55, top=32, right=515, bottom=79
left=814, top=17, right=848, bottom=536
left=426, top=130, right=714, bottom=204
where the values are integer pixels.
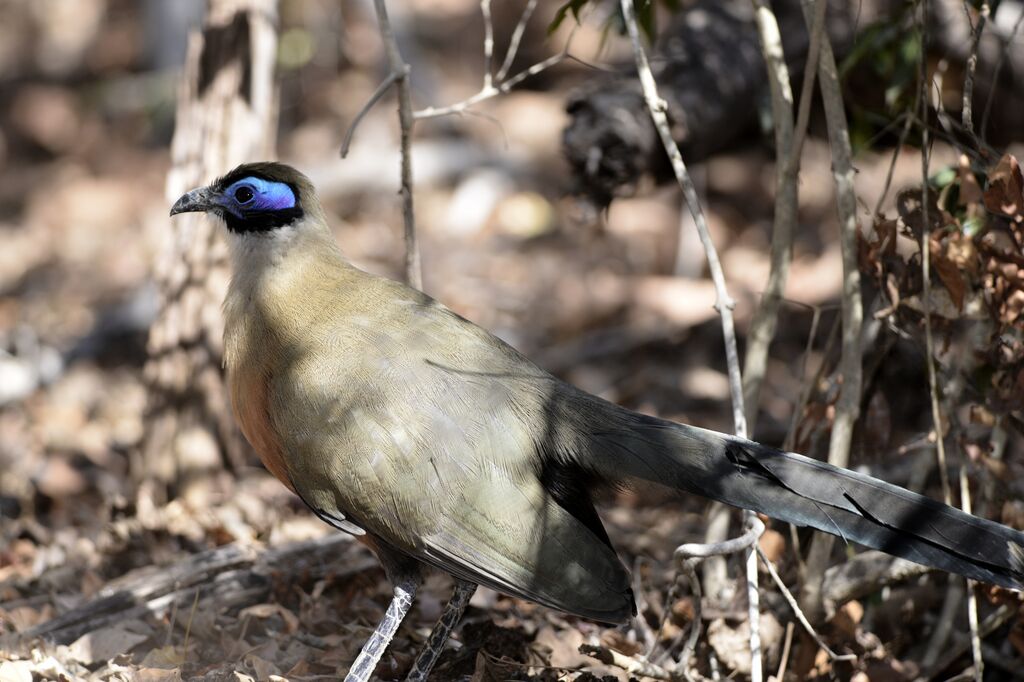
left=1, top=0, right=1023, bottom=680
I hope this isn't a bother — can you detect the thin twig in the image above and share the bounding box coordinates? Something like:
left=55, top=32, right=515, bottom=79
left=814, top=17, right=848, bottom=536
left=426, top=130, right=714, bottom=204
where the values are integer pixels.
left=619, top=0, right=747, bottom=441
left=496, top=0, right=538, bottom=82
left=755, top=546, right=857, bottom=663
left=786, top=0, right=827, bottom=177
left=775, top=621, right=794, bottom=682
left=961, top=0, right=990, bottom=148
left=873, top=112, right=916, bottom=216
left=926, top=605, right=1015, bottom=680
left=795, top=0, right=864, bottom=623
left=742, top=0, right=798, bottom=435
left=919, top=0, right=952, bottom=508
left=339, top=70, right=400, bottom=158
left=579, top=644, right=675, bottom=680
left=414, top=5, right=575, bottom=121
left=414, top=49, right=569, bottom=120
left=740, top=0, right=827, bottom=437
left=981, top=5, right=1024, bottom=134
left=371, top=0, right=421, bottom=289
left=675, top=518, right=765, bottom=559
left=960, top=467, right=983, bottom=682
left=619, top=0, right=760, bottom=677
left=481, top=0, right=494, bottom=89
left=673, top=519, right=765, bottom=681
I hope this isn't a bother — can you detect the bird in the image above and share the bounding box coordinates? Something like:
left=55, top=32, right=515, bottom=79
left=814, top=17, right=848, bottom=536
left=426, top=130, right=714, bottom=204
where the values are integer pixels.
left=171, top=161, right=1024, bottom=682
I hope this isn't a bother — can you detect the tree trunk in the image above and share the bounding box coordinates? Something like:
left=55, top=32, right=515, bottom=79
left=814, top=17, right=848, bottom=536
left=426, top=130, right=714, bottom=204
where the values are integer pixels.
left=136, top=0, right=278, bottom=509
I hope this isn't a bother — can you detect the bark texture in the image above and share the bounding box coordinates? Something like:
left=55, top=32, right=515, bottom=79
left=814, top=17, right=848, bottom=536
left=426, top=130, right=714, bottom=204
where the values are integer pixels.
left=137, top=0, right=278, bottom=506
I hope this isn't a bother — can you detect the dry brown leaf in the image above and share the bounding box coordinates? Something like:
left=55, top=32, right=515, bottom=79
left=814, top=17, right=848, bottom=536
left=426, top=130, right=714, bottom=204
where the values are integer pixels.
left=830, top=600, right=864, bottom=639
left=239, top=603, right=301, bottom=635
left=758, top=528, right=786, bottom=564
left=138, top=645, right=186, bottom=669
left=244, top=654, right=281, bottom=681
left=532, top=625, right=588, bottom=669
left=707, top=613, right=782, bottom=675
left=931, top=235, right=967, bottom=310
left=957, top=154, right=984, bottom=207
left=133, top=668, right=184, bottom=682
left=984, top=154, right=1024, bottom=217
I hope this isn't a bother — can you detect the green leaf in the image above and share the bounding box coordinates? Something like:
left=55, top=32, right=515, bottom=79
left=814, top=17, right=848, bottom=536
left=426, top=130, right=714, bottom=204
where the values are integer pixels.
left=548, top=0, right=590, bottom=35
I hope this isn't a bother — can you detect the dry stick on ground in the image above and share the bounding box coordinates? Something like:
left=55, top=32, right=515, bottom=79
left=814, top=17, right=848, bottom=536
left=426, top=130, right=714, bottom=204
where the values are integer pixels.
left=13, top=535, right=375, bottom=646
left=616, top=0, right=763, bottom=679
left=794, top=0, right=864, bottom=624
left=961, top=0, right=990, bottom=149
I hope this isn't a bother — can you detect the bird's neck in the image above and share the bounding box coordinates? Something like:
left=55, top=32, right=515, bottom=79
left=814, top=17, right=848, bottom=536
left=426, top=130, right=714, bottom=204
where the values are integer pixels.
left=222, top=216, right=354, bottom=363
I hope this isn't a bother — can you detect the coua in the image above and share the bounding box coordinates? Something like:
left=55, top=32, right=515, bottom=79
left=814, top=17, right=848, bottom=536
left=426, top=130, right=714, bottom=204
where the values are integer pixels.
left=171, top=162, right=1024, bottom=682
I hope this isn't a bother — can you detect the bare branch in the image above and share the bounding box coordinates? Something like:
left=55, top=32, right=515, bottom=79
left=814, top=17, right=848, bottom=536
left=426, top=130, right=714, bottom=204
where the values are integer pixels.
left=339, top=70, right=400, bottom=159
left=960, top=468, right=984, bottom=682
left=961, top=0, right=990, bottom=148
left=370, top=0, right=421, bottom=289
left=795, top=0, right=864, bottom=623
left=742, top=0, right=798, bottom=434
left=414, top=47, right=570, bottom=120
left=675, top=517, right=765, bottom=559
left=756, top=546, right=858, bottom=663
left=496, top=0, right=539, bottom=82
left=481, top=0, right=494, bottom=90
left=578, top=644, right=675, bottom=681
left=919, top=0, right=952, bottom=508
left=618, top=0, right=762, bottom=676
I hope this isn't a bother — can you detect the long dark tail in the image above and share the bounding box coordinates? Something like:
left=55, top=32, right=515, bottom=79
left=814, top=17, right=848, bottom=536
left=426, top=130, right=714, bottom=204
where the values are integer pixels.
left=581, top=409, right=1024, bottom=590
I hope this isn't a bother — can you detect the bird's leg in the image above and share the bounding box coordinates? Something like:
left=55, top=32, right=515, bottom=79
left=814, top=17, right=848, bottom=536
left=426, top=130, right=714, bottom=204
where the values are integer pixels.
left=344, top=576, right=419, bottom=682
left=405, top=579, right=478, bottom=682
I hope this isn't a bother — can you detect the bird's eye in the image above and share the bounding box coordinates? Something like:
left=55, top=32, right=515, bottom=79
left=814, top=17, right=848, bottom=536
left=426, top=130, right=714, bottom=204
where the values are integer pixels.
left=234, top=186, right=254, bottom=203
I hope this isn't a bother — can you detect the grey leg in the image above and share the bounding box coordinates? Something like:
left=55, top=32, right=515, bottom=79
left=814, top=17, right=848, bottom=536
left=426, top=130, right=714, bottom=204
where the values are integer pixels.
left=344, top=577, right=418, bottom=682
left=405, top=579, right=477, bottom=682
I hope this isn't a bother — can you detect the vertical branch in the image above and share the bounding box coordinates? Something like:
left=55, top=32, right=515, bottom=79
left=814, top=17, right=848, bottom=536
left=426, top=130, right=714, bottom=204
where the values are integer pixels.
left=496, top=0, right=538, bottom=82
left=371, top=0, right=421, bottom=289
left=960, top=468, right=984, bottom=681
left=741, top=0, right=798, bottom=434
left=618, top=0, right=758, bottom=678
left=919, top=0, right=952, bottom=508
left=961, top=0, right=990, bottom=147
left=481, top=0, right=494, bottom=90
left=617, top=0, right=748, bottom=441
left=795, top=1, right=864, bottom=622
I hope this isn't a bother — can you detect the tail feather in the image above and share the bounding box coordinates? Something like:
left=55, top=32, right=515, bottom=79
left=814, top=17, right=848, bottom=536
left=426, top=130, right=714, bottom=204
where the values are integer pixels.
left=583, top=412, right=1024, bottom=590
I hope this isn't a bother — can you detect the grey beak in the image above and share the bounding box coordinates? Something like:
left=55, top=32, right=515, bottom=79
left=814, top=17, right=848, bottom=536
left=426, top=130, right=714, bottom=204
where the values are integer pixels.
left=169, top=187, right=215, bottom=216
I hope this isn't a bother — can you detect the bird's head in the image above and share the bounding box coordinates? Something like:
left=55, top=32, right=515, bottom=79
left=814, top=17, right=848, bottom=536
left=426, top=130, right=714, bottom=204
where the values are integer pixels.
left=169, top=162, right=321, bottom=236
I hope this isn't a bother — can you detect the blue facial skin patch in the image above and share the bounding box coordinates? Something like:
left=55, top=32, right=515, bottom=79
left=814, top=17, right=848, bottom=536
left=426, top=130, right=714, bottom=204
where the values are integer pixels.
left=221, top=176, right=297, bottom=217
